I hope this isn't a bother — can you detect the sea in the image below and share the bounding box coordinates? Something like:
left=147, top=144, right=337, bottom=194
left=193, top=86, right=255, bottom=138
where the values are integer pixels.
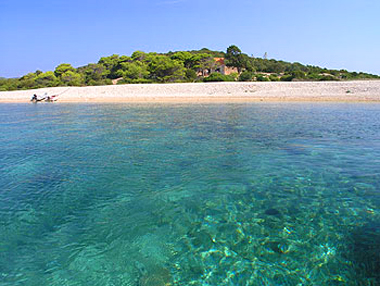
left=0, top=103, right=379, bottom=286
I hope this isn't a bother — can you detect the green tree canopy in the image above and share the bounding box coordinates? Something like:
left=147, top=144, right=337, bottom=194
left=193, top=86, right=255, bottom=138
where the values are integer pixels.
left=225, top=45, right=250, bottom=72
left=131, top=51, right=148, bottom=62
left=35, top=71, right=60, bottom=87
left=54, top=64, right=75, bottom=78
left=170, top=51, right=194, bottom=68
left=1, top=46, right=379, bottom=91
left=191, top=53, right=216, bottom=74
left=61, top=71, right=84, bottom=86
left=98, top=54, right=123, bottom=79
left=77, top=63, right=109, bottom=85
left=117, top=61, right=150, bottom=80
left=148, top=55, right=185, bottom=82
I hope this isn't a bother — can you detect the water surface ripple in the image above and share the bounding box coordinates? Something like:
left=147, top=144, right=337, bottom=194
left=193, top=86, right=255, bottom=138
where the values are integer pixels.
left=0, top=103, right=380, bottom=285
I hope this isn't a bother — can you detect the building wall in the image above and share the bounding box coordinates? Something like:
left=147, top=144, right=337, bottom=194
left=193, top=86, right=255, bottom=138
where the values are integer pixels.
left=198, top=58, right=239, bottom=77
left=223, top=66, right=239, bottom=75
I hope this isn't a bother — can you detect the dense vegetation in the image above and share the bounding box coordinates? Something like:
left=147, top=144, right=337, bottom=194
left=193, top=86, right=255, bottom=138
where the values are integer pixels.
left=1, top=46, right=378, bottom=91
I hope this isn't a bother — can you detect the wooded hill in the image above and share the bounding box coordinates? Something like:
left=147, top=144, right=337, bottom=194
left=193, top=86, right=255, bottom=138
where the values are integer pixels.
left=1, top=45, right=378, bottom=91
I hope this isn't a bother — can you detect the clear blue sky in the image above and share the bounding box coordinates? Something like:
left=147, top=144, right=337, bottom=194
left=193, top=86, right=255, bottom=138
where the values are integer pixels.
left=1, top=0, right=379, bottom=77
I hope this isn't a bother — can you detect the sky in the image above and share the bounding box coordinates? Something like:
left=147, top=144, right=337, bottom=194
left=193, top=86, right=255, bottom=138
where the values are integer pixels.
left=0, top=0, right=379, bottom=77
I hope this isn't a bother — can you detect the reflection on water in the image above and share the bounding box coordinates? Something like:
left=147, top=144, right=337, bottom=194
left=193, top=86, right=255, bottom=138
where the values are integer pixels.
left=0, top=103, right=380, bottom=285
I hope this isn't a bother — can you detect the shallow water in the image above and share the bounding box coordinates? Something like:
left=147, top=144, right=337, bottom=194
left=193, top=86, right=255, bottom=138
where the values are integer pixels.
left=0, top=103, right=380, bottom=286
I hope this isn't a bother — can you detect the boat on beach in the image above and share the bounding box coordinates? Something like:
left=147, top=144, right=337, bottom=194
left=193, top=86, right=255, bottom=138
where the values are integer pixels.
left=31, top=92, right=59, bottom=102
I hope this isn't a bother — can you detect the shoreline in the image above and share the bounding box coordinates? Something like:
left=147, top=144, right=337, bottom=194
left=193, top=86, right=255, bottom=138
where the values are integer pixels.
left=1, top=81, right=380, bottom=103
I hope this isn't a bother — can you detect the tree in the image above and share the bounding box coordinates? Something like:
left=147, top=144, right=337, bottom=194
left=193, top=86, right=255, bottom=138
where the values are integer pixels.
left=191, top=53, right=216, bottom=76
left=61, top=71, right=84, bottom=86
left=131, top=51, right=147, bottom=62
left=170, top=51, right=194, bottom=68
left=77, top=63, right=108, bottom=85
left=117, top=61, right=150, bottom=81
left=35, top=71, right=60, bottom=87
left=148, top=55, right=185, bottom=82
left=18, top=72, right=38, bottom=89
left=54, top=63, right=75, bottom=78
left=225, top=45, right=250, bottom=73
left=98, top=54, right=121, bottom=79
left=185, top=69, right=197, bottom=82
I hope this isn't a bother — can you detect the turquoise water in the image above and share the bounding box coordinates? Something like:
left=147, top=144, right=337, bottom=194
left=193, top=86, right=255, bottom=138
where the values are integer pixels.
left=0, top=103, right=380, bottom=286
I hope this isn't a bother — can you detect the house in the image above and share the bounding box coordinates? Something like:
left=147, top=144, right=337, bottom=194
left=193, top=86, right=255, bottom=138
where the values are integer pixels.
left=197, top=58, right=239, bottom=77
left=213, top=58, right=239, bottom=75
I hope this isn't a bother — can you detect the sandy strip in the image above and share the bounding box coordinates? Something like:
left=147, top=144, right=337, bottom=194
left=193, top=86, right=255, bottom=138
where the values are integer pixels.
left=1, top=81, right=380, bottom=103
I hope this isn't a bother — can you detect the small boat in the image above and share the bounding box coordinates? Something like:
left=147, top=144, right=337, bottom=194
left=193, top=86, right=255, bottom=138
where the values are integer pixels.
left=45, top=95, right=59, bottom=102
left=31, top=93, right=59, bottom=102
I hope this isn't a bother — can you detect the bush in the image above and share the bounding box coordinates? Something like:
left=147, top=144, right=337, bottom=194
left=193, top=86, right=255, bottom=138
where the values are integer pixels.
left=256, top=74, right=269, bottom=81
left=203, top=73, right=235, bottom=82
left=306, top=73, right=322, bottom=80
left=229, top=72, right=239, bottom=80
left=291, top=70, right=306, bottom=79
left=269, top=74, right=280, bottom=81
left=280, top=74, right=294, bottom=81
left=319, top=75, right=338, bottom=81
left=239, top=71, right=254, bottom=81
left=119, top=78, right=153, bottom=84
left=185, top=69, right=197, bottom=82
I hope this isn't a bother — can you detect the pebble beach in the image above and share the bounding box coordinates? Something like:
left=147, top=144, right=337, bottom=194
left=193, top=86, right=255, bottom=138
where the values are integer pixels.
left=1, top=80, right=380, bottom=103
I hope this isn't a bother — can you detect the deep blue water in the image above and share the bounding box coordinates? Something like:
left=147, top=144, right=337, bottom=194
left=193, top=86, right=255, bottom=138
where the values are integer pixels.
left=0, top=103, right=380, bottom=286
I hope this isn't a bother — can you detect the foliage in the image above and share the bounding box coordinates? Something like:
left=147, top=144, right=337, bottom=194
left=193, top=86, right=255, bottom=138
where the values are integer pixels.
left=148, top=55, right=185, bottom=83
left=203, top=73, right=235, bottom=82
left=1, top=45, right=379, bottom=91
left=319, top=75, right=337, bottom=81
left=61, top=71, right=84, bottom=86
left=269, top=74, right=280, bottom=81
left=280, top=74, right=294, bottom=81
left=239, top=71, right=255, bottom=81
left=35, top=71, right=60, bottom=87
left=54, top=63, right=75, bottom=78
left=18, top=72, right=38, bottom=89
left=191, top=53, right=216, bottom=75
left=185, top=69, right=197, bottom=82
left=77, top=63, right=108, bottom=85
left=291, top=70, right=306, bottom=79
left=117, top=61, right=150, bottom=80
left=225, top=45, right=251, bottom=72
left=256, top=74, right=270, bottom=81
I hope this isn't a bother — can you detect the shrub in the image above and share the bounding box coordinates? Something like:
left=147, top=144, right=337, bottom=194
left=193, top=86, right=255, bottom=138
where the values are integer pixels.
left=280, top=74, right=294, bottom=81
left=319, top=75, right=338, bottom=81
left=229, top=72, right=239, bottom=80
left=269, top=74, right=280, bottom=81
left=306, top=73, right=322, bottom=80
left=185, top=69, right=197, bottom=82
left=239, top=71, right=254, bottom=81
left=120, top=78, right=153, bottom=84
left=291, top=70, right=306, bottom=79
left=256, top=74, right=270, bottom=81
left=203, top=73, right=235, bottom=82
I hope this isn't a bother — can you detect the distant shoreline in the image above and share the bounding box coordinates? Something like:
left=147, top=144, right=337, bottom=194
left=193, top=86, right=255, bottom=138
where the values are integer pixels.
left=1, top=81, right=380, bottom=103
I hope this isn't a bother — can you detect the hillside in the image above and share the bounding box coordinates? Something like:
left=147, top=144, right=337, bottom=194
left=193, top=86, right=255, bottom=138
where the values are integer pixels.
left=1, top=45, right=378, bottom=91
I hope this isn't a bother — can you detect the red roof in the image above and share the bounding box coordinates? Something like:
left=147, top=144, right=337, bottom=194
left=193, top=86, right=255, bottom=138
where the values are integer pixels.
left=214, top=57, right=225, bottom=65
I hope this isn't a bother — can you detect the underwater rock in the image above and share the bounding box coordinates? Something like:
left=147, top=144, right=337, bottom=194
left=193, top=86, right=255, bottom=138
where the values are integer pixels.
left=264, top=208, right=281, bottom=216
left=347, top=221, right=380, bottom=282
left=138, top=266, right=171, bottom=286
left=191, top=230, right=213, bottom=250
